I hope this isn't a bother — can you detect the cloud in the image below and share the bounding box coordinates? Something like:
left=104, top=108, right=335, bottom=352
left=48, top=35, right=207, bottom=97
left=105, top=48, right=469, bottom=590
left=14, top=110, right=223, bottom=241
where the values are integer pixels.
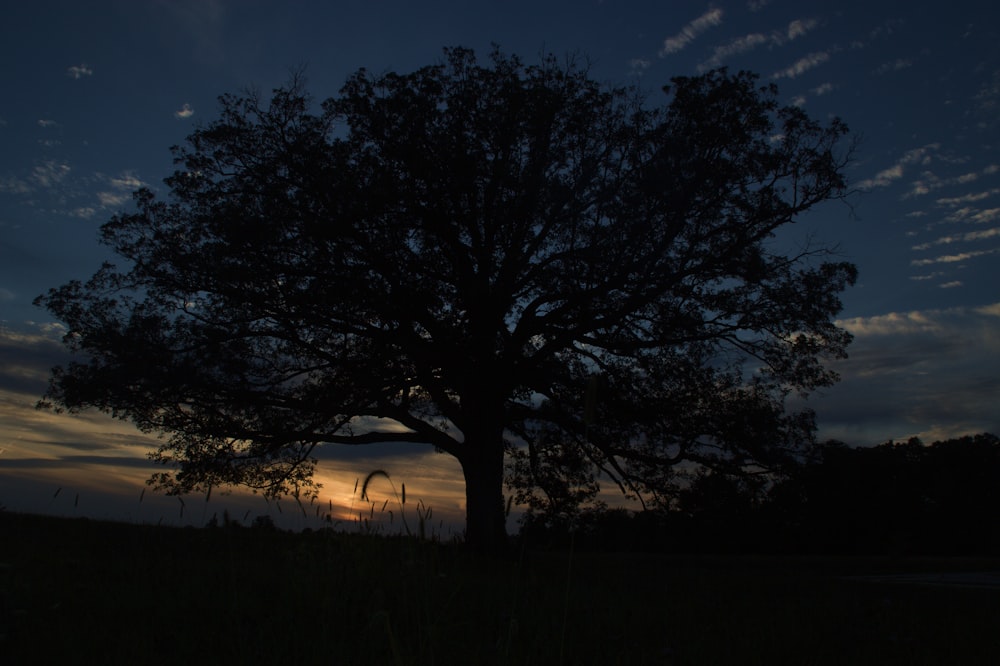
left=66, top=64, right=93, bottom=79
left=71, top=207, right=97, bottom=219
left=109, top=173, right=144, bottom=191
left=911, top=227, right=1000, bottom=251
left=939, top=281, right=963, bottom=289
left=974, top=70, right=999, bottom=126
left=838, top=309, right=949, bottom=337
left=969, top=208, right=1000, bottom=224
left=37, top=119, right=57, bottom=128
left=0, top=176, right=32, bottom=194
left=698, top=18, right=818, bottom=71
left=174, top=103, right=195, bottom=119
left=910, top=247, right=1000, bottom=266
left=31, top=160, right=71, bottom=188
left=906, top=165, right=1000, bottom=199
left=943, top=207, right=1000, bottom=225
left=660, top=8, right=724, bottom=56
left=909, top=271, right=945, bottom=281
left=772, top=51, right=831, bottom=79
left=857, top=144, right=938, bottom=190
left=0, top=325, right=69, bottom=396
left=786, top=18, right=818, bottom=41
left=700, top=33, right=770, bottom=70
left=811, top=82, right=834, bottom=96
left=629, top=58, right=651, bottom=75
left=936, top=188, right=1000, bottom=207
left=97, top=192, right=130, bottom=207
left=873, top=58, right=913, bottom=76
left=812, top=305, right=1000, bottom=444
left=94, top=171, right=146, bottom=209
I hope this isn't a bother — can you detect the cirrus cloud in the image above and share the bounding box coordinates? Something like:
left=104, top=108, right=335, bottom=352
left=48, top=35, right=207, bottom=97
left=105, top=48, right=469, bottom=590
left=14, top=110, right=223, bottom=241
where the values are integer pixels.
left=660, top=8, right=724, bottom=56
left=66, top=64, right=93, bottom=79
left=772, top=51, right=832, bottom=79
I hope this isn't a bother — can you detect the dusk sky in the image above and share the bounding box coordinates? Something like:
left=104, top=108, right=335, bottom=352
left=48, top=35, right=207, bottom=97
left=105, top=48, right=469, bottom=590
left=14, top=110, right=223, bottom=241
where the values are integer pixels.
left=1, top=0, right=998, bottom=532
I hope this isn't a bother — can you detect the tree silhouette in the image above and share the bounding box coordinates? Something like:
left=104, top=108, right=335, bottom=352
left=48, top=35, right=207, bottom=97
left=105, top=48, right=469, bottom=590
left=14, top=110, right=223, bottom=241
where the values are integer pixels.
left=36, top=47, right=856, bottom=552
left=763, top=434, right=1000, bottom=555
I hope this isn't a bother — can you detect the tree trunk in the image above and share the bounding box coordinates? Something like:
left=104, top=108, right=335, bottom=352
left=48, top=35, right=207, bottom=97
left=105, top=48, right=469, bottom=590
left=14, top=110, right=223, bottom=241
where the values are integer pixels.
left=459, top=435, right=509, bottom=553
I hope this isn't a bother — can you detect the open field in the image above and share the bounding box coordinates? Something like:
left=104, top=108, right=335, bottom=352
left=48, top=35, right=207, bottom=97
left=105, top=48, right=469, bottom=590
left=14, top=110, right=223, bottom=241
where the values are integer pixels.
left=2, top=511, right=998, bottom=665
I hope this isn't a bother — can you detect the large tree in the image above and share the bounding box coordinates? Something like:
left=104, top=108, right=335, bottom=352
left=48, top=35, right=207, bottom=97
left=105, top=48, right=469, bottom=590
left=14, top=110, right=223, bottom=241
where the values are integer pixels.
left=36, top=47, right=856, bottom=551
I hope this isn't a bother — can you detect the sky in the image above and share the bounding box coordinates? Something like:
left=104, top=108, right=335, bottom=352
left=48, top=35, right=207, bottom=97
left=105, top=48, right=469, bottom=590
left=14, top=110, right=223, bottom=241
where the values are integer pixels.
left=1, top=0, right=999, bottom=532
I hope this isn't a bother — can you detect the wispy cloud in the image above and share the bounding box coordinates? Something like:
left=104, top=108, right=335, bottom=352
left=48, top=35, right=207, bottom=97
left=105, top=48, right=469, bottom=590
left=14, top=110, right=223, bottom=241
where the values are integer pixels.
left=911, top=227, right=1000, bottom=251
left=110, top=173, right=144, bottom=190
left=66, top=64, right=93, bottom=79
left=873, top=58, right=913, bottom=76
left=838, top=309, right=948, bottom=336
left=906, top=164, right=1000, bottom=199
left=936, top=207, right=1000, bottom=226
left=629, top=58, right=651, bottom=75
left=174, top=103, right=195, bottom=119
left=936, top=188, right=1000, bottom=207
left=0, top=176, right=32, bottom=195
left=699, top=33, right=769, bottom=70
left=857, top=144, right=938, bottom=190
left=95, top=171, right=146, bottom=210
left=939, top=281, right=963, bottom=289
left=32, top=160, right=71, bottom=188
left=785, top=18, right=819, bottom=41
left=910, top=247, right=1000, bottom=266
left=37, top=119, right=57, bottom=128
left=772, top=51, right=831, bottom=79
left=699, top=18, right=818, bottom=71
left=660, top=8, right=724, bottom=56
left=973, top=70, right=999, bottom=127
left=97, top=192, right=130, bottom=207
left=909, top=271, right=946, bottom=282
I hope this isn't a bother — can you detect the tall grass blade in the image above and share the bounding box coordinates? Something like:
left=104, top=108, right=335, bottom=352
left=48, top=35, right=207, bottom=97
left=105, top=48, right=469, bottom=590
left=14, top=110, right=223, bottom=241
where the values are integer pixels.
left=360, top=469, right=390, bottom=501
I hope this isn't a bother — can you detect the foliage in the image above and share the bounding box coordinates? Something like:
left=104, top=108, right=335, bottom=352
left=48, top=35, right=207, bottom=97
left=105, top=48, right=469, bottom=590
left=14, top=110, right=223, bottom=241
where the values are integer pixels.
left=35, top=46, right=856, bottom=551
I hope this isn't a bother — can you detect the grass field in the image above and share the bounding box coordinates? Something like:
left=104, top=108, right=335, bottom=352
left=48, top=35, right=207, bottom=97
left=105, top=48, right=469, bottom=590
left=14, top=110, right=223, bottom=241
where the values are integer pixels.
left=2, top=511, right=998, bottom=665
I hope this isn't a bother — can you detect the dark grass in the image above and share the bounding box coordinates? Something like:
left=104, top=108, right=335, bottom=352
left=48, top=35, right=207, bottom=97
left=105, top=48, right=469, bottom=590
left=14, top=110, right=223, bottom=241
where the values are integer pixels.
left=2, top=511, right=998, bottom=665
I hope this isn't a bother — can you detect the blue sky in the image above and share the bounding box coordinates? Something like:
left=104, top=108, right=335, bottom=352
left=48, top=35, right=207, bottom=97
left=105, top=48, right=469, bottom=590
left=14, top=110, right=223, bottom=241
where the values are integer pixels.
left=1, top=0, right=998, bottom=529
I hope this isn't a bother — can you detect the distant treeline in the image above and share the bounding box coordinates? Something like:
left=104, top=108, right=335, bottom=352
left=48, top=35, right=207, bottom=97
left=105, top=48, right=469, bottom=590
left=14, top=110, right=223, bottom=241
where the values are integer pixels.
left=518, top=433, right=1000, bottom=556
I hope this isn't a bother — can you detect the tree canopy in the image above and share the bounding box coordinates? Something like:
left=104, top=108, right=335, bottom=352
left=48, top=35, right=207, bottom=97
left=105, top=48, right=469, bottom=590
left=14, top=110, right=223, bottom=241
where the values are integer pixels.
left=36, top=47, right=856, bottom=551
